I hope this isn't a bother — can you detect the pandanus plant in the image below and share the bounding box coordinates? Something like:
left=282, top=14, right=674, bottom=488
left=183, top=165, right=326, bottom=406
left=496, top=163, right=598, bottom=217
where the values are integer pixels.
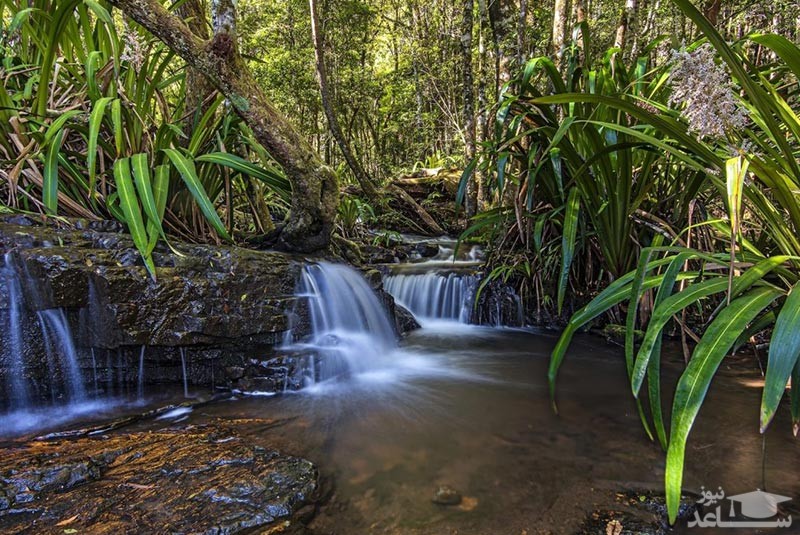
left=548, top=0, right=800, bottom=524
left=1, top=0, right=291, bottom=278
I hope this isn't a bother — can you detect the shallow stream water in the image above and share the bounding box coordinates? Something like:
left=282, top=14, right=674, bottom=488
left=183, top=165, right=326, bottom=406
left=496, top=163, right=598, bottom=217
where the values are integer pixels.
left=98, top=323, right=800, bottom=534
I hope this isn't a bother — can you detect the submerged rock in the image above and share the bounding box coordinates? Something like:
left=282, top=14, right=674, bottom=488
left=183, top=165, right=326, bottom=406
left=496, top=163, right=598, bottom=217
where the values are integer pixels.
left=432, top=485, right=462, bottom=506
left=0, top=422, right=318, bottom=534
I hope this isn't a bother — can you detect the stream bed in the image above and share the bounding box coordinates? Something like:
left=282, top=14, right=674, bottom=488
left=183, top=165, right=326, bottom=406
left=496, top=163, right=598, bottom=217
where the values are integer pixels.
left=68, top=324, right=800, bottom=534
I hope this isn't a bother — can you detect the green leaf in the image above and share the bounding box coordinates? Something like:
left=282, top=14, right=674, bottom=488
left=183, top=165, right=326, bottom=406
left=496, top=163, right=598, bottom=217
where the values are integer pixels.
left=557, top=187, right=580, bottom=314
left=548, top=258, right=697, bottom=406
left=760, top=280, right=800, bottom=432
left=791, top=359, right=800, bottom=436
left=162, top=148, right=231, bottom=241
left=87, top=97, right=115, bottom=201
left=130, top=153, right=166, bottom=246
left=146, top=164, right=170, bottom=254
left=665, top=287, right=781, bottom=524
left=43, top=130, right=65, bottom=215
left=195, top=152, right=291, bottom=201
left=114, top=158, right=156, bottom=279
left=631, top=278, right=730, bottom=396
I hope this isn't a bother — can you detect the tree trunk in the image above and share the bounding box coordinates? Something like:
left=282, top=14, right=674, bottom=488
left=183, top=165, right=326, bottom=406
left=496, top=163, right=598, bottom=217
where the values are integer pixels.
left=574, top=0, right=586, bottom=23
left=108, top=0, right=338, bottom=252
left=308, top=0, right=379, bottom=202
left=488, top=0, right=513, bottom=94
left=476, top=0, right=489, bottom=210
left=176, top=0, right=214, bottom=125
left=461, top=0, right=476, bottom=217
left=703, top=0, right=722, bottom=26
left=517, top=0, right=527, bottom=66
left=614, top=0, right=637, bottom=56
left=551, top=0, right=569, bottom=68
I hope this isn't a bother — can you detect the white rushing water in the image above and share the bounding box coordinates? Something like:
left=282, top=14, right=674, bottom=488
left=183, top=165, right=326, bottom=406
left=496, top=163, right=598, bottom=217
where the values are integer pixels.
left=287, top=262, right=398, bottom=386
left=383, top=271, right=477, bottom=324
left=37, top=309, right=88, bottom=403
left=2, top=252, right=31, bottom=408
left=282, top=261, right=489, bottom=396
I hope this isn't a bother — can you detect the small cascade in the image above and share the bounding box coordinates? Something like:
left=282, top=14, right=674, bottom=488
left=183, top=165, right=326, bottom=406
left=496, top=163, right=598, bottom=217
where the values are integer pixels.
left=2, top=252, right=31, bottom=408
left=384, top=272, right=478, bottom=323
left=90, top=348, right=99, bottom=396
left=285, top=262, right=398, bottom=387
left=180, top=347, right=189, bottom=398
left=384, top=241, right=525, bottom=327
left=137, top=346, right=146, bottom=400
left=37, top=309, right=87, bottom=403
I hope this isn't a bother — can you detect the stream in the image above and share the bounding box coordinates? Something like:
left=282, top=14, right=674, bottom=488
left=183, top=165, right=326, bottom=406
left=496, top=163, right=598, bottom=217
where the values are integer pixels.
left=2, top=241, right=800, bottom=533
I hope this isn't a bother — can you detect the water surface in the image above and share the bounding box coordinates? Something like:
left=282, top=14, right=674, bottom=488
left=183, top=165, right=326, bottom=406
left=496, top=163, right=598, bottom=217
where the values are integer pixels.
left=124, top=324, right=800, bottom=534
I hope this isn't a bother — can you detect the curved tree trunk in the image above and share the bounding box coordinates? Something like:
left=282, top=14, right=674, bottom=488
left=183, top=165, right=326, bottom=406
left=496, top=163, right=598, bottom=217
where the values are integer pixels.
left=308, top=0, right=379, bottom=202
left=108, top=0, right=338, bottom=252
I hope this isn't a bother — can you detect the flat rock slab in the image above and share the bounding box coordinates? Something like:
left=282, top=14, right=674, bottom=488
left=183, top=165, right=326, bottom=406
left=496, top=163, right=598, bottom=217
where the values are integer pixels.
left=0, top=422, right=318, bottom=534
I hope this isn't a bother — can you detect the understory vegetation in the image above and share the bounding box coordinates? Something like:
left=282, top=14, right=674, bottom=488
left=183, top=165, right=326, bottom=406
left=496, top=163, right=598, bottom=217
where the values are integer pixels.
left=459, top=0, right=800, bottom=523
left=2, top=0, right=800, bottom=524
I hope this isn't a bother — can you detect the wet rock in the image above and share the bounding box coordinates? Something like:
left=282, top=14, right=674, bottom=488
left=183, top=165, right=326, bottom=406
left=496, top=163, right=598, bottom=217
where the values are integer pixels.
left=0, top=217, right=301, bottom=348
left=415, top=242, right=439, bottom=258
left=0, top=423, right=318, bottom=534
left=432, top=485, right=462, bottom=506
left=363, top=269, right=384, bottom=291
left=579, top=489, right=698, bottom=535
left=472, top=277, right=525, bottom=327
left=0, top=215, right=417, bottom=400
left=394, top=303, right=420, bottom=335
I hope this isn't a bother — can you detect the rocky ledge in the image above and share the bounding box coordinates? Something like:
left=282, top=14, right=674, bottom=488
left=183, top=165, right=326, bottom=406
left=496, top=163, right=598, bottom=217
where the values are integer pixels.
left=0, top=421, right=318, bottom=534
left=0, top=214, right=416, bottom=404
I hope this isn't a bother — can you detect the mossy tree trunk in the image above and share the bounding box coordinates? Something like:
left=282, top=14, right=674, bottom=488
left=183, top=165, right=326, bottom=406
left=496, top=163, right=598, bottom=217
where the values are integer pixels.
left=108, top=0, right=338, bottom=252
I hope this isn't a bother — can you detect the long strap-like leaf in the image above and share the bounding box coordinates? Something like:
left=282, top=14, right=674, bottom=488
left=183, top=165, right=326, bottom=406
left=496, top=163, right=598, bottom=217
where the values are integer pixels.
left=114, top=158, right=156, bottom=279
left=665, top=286, right=782, bottom=524
left=163, top=148, right=231, bottom=241
left=761, top=280, right=800, bottom=431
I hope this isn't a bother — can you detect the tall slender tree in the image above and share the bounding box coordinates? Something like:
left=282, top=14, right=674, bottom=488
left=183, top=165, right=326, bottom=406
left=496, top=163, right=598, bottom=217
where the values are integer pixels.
left=308, top=0, right=379, bottom=202
left=462, top=0, right=476, bottom=216
left=614, top=0, right=638, bottom=55
left=551, top=0, right=569, bottom=68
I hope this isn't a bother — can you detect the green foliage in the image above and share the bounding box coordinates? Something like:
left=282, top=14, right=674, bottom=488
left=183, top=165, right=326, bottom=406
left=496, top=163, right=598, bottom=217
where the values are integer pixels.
left=459, top=27, right=709, bottom=318
left=546, top=0, right=800, bottom=525
left=0, top=0, right=291, bottom=276
left=337, top=195, right=375, bottom=238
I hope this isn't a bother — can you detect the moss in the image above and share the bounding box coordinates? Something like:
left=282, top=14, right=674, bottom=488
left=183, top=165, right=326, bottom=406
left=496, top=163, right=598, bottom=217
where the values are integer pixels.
left=228, top=93, right=250, bottom=112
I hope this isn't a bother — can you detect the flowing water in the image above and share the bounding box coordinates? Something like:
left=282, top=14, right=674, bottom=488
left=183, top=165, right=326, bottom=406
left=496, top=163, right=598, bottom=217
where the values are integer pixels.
left=117, top=325, right=800, bottom=533
left=3, top=260, right=800, bottom=533
left=283, top=261, right=401, bottom=387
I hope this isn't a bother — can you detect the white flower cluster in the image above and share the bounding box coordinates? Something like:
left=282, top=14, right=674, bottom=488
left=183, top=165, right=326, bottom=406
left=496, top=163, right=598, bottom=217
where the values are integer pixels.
left=667, top=44, right=747, bottom=140
left=120, top=20, right=146, bottom=69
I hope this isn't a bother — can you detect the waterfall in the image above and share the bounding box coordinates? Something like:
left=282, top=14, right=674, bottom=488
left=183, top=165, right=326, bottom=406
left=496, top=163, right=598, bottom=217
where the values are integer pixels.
left=2, top=252, right=31, bottom=408
left=384, top=272, right=478, bottom=324
left=286, top=262, right=397, bottom=387
left=137, top=345, right=146, bottom=400
left=36, top=309, right=87, bottom=402
left=180, top=347, right=189, bottom=398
